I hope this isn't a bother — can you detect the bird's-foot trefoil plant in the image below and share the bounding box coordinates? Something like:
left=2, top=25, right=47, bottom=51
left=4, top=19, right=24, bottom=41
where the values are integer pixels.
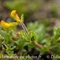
left=0, top=10, right=60, bottom=60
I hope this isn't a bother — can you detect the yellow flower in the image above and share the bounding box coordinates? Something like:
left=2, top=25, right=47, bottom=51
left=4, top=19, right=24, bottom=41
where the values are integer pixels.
left=11, top=10, right=22, bottom=23
left=0, top=20, right=18, bottom=30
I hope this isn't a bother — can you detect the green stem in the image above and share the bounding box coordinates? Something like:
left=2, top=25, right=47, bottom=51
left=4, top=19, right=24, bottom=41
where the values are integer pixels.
left=21, top=23, right=28, bottom=34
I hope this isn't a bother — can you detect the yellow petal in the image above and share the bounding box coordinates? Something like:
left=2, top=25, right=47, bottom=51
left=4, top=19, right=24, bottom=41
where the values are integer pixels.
left=10, top=10, right=16, bottom=18
left=11, top=10, right=22, bottom=23
left=0, top=20, right=11, bottom=30
left=0, top=20, right=18, bottom=30
left=1, top=20, right=10, bottom=29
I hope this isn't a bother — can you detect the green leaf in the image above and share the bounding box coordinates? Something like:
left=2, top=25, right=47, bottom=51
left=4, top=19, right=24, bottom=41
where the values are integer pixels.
left=35, top=24, right=46, bottom=43
left=0, top=30, right=7, bottom=38
left=27, top=22, right=38, bottom=31
left=21, top=14, right=24, bottom=22
left=14, top=37, right=28, bottom=50
left=41, top=39, right=51, bottom=52
left=27, top=31, right=37, bottom=42
left=51, top=43, right=60, bottom=56
left=51, top=27, right=60, bottom=46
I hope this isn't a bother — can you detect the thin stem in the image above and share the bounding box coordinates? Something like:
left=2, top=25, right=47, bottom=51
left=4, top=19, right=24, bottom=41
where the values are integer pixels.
left=21, top=22, right=28, bottom=34
left=33, top=41, right=56, bottom=56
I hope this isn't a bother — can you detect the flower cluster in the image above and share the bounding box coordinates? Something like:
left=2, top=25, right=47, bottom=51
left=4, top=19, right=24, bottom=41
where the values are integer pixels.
left=0, top=10, right=23, bottom=31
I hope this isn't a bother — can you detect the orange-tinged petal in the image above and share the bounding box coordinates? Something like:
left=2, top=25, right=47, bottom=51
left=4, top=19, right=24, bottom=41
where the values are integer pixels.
left=11, top=10, right=22, bottom=23
left=15, top=14, right=22, bottom=23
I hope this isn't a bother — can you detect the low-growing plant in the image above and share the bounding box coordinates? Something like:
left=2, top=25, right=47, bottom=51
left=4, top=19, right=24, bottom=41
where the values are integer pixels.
left=0, top=10, right=60, bottom=60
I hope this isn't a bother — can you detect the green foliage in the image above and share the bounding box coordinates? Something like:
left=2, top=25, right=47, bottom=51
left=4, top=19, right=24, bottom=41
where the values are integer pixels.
left=53, top=27, right=60, bottom=40
left=27, top=22, right=47, bottom=44
left=41, top=39, right=51, bottom=52
left=28, top=31, right=37, bottom=41
left=0, top=19, right=60, bottom=60
left=27, top=22, right=60, bottom=57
